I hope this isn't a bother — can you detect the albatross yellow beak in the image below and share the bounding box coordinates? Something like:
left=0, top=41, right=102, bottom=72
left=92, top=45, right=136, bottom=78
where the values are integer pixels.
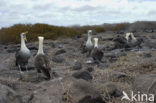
left=24, top=37, right=27, bottom=42
left=23, top=31, right=28, bottom=34
left=23, top=31, right=28, bottom=42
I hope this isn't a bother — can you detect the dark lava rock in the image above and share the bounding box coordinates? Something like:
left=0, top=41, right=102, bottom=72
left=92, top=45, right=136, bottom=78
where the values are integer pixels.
left=73, top=62, right=82, bottom=70
left=115, top=30, right=125, bottom=34
left=72, top=35, right=81, bottom=40
left=144, top=53, right=152, bottom=58
left=7, top=48, right=18, bottom=53
left=52, top=56, right=64, bottom=63
left=0, top=83, right=23, bottom=103
left=51, top=70, right=60, bottom=78
left=86, top=67, right=94, bottom=72
left=28, top=46, right=38, bottom=50
left=4, top=46, right=8, bottom=49
left=54, top=49, right=66, bottom=55
left=72, top=70, right=93, bottom=81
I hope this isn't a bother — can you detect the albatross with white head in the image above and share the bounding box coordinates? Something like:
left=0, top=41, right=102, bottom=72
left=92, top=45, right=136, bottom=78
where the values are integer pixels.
left=34, top=36, right=51, bottom=80
left=15, top=31, right=31, bottom=75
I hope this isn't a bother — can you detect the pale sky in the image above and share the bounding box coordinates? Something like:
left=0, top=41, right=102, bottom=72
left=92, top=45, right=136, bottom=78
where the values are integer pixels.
left=0, top=0, right=156, bottom=28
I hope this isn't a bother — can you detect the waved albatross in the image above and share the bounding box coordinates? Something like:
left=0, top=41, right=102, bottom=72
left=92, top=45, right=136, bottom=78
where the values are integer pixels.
left=16, top=31, right=31, bottom=73
left=34, top=36, right=51, bottom=80
left=125, top=32, right=136, bottom=42
left=85, top=30, right=94, bottom=56
left=91, top=38, right=103, bottom=63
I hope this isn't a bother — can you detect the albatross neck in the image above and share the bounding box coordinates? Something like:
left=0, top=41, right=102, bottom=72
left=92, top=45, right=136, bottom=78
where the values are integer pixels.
left=88, top=33, right=92, bottom=40
left=94, top=39, right=98, bottom=48
left=21, top=36, right=29, bottom=52
left=37, top=38, right=44, bottom=55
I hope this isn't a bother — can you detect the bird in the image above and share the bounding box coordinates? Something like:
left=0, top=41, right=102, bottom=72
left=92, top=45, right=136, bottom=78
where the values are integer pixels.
left=85, top=30, right=94, bottom=56
left=34, top=36, right=51, bottom=80
left=15, top=31, right=31, bottom=74
left=125, top=32, right=136, bottom=43
left=91, top=38, right=103, bottom=63
left=125, top=33, right=143, bottom=51
left=125, top=33, right=131, bottom=42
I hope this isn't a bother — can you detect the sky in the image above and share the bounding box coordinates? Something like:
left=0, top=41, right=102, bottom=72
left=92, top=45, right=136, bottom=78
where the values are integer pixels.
left=0, top=0, right=156, bottom=28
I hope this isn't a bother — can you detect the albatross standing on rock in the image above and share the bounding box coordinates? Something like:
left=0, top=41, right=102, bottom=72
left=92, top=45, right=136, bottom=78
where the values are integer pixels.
left=16, top=31, right=31, bottom=74
left=85, top=30, right=94, bottom=56
left=125, top=33, right=143, bottom=51
left=125, top=32, right=136, bottom=42
left=34, top=36, right=51, bottom=80
left=91, top=38, right=103, bottom=63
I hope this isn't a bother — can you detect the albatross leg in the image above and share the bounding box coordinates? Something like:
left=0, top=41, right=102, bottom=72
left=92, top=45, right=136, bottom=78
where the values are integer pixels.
left=36, top=69, right=40, bottom=81
left=18, top=65, right=23, bottom=74
left=18, top=65, right=23, bottom=80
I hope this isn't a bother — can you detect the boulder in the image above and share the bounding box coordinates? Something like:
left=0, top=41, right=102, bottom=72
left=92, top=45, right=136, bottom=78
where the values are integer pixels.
left=86, top=67, right=94, bottom=72
left=52, top=56, right=65, bottom=63
left=143, top=53, right=152, bottom=58
left=54, top=49, right=66, bottom=56
left=73, top=62, right=82, bottom=70
left=72, top=70, right=93, bottom=81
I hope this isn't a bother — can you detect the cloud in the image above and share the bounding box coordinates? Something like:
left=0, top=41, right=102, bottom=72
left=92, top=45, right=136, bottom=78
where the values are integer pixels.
left=0, top=0, right=156, bottom=28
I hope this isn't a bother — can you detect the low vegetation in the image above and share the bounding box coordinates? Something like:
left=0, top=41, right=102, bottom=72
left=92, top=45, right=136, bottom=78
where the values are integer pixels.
left=0, top=21, right=156, bottom=44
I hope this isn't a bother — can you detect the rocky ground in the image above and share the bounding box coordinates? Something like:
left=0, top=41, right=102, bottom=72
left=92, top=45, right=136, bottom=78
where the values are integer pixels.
left=0, top=32, right=156, bottom=103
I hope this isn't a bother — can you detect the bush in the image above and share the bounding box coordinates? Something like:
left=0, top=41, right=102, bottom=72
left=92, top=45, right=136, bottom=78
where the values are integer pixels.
left=0, top=23, right=82, bottom=44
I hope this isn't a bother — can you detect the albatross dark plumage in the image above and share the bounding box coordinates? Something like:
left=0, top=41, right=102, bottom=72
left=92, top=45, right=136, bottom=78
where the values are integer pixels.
left=91, top=38, right=103, bottom=63
left=15, top=31, right=31, bottom=74
left=34, top=36, right=51, bottom=80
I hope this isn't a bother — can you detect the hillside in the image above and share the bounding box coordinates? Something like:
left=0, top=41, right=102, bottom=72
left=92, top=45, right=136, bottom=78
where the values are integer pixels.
left=0, top=21, right=156, bottom=44
left=0, top=30, right=155, bottom=103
